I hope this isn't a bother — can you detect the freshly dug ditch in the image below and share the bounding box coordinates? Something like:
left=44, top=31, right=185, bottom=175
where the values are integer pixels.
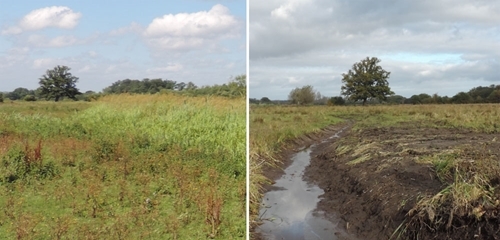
left=306, top=124, right=500, bottom=239
left=254, top=124, right=353, bottom=240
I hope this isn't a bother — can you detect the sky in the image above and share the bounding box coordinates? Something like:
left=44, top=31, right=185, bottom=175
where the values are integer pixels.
left=249, top=0, right=499, bottom=100
left=0, top=0, right=246, bottom=92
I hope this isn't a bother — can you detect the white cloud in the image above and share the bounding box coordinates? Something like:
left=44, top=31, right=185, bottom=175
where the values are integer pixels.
left=32, top=58, right=56, bottom=69
left=288, top=76, right=299, bottom=84
left=27, top=35, right=79, bottom=47
left=1, top=26, right=22, bottom=35
left=2, top=6, right=81, bottom=35
left=49, top=35, right=78, bottom=47
left=271, top=0, right=312, bottom=20
left=143, top=4, right=240, bottom=51
left=147, top=64, right=184, bottom=73
left=146, top=37, right=205, bottom=51
left=23, top=32, right=101, bottom=49
left=20, top=6, right=81, bottom=31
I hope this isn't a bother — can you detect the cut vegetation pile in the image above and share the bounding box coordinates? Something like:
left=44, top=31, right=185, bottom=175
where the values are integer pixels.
left=0, top=94, right=245, bottom=239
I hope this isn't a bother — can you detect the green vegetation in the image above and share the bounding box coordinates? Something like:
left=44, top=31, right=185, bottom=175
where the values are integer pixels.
left=250, top=84, right=500, bottom=106
left=329, top=96, right=345, bottom=106
left=341, top=57, right=394, bottom=105
left=0, top=94, right=245, bottom=239
left=250, top=104, right=500, bottom=238
left=39, top=65, right=82, bottom=102
left=2, top=64, right=246, bottom=102
left=288, top=85, right=319, bottom=105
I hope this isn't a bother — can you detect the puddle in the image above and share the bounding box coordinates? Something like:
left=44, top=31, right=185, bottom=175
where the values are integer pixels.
left=257, top=129, right=350, bottom=240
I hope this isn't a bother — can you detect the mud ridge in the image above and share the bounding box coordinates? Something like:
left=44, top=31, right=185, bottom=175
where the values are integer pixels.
left=305, top=125, right=500, bottom=240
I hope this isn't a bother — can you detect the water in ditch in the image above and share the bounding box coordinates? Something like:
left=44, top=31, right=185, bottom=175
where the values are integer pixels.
left=256, top=130, right=349, bottom=240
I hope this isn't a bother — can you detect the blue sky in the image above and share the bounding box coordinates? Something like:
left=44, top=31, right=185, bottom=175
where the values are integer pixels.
left=250, top=0, right=499, bottom=99
left=0, top=0, right=246, bottom=92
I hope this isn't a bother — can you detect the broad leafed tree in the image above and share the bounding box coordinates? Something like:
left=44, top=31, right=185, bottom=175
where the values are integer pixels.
left=39, top=65, right=81, bottom=102
left=341, top=57, right=394, bottom=105
left=288, top=85, right=317, bottom=105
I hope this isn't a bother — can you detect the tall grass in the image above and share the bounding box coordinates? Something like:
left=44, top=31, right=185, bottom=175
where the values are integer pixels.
left=0, top=94, right=245, bottom=239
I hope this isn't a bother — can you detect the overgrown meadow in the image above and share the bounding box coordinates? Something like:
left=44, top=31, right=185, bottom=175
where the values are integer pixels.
left=0, top=94, right=245, bottom=239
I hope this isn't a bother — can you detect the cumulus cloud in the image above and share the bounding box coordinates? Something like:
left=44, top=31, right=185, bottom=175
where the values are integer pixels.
left=2, top=6, right=81, bottom=35
left=250, top=0, right=500, bottom=99
left=143, top=4, right=240, bottom=51
left=21, top=6, right=81, bottom=30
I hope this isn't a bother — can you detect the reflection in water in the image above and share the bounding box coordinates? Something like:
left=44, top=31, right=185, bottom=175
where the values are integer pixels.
left=257, top=151, right=340, bottom=239
left=257, top=128, right=349, bottom=240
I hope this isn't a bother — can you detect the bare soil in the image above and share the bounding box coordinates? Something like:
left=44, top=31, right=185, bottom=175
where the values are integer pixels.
left=253, top=122, right=500, bottom=239
left=305, top=124, right=500, bottom=240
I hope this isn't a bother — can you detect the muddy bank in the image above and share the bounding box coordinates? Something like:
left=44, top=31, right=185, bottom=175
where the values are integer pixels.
left=258, top=124, right=352, bottom=191
left=305, top=125, right=500, bottom=239
left=253, top=124, right=352, bottom=240
left=253, top=122, right=500, bottom=239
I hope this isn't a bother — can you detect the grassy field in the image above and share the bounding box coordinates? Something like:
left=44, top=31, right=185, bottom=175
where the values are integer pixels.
left=0, top=94, right=245, bottom=239
left=250, top=104, right=500, bottom=237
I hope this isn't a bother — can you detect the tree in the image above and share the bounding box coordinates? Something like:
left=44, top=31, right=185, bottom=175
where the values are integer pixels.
left=186, top=82, right=197, bottom=90
left=386, top=95, right=405, bottom=104
left=226, top=75, right=246, bottom=97
left=288, top=85, right=317, bottom=105
left=468, top=85, right=495, bottom=103
left=451, top=92, right=472, bottom=104
left=260, top=97, right=272, bottom=104
left=329, top=96, right=345, bottom=105
left=5, top=87, right=33, bottom=100
left=174, top=82, right=187, bottom=91
left=341, top=57, right=394, bottom=105
left=39, top=65, right=81, bottom=101
left=487, top=89, right=500, bottom=103
left=24, top=95, right=36, bottom=101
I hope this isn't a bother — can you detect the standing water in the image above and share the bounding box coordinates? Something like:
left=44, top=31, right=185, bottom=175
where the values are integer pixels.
left=257, top=129, right=349, bottom=240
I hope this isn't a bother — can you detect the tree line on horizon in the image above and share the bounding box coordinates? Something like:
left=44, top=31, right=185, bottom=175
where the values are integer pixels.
left=250, top=83, right=500, bottom=106
left=0, top=65, right=246, bottom=102
left=251, top=57, right=500, bottom=106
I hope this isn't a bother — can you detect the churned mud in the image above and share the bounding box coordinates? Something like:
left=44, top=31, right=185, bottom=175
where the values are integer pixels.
left=306, top=124, right=500, bottom=240
left=254, top=122, right=500, bottom=240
